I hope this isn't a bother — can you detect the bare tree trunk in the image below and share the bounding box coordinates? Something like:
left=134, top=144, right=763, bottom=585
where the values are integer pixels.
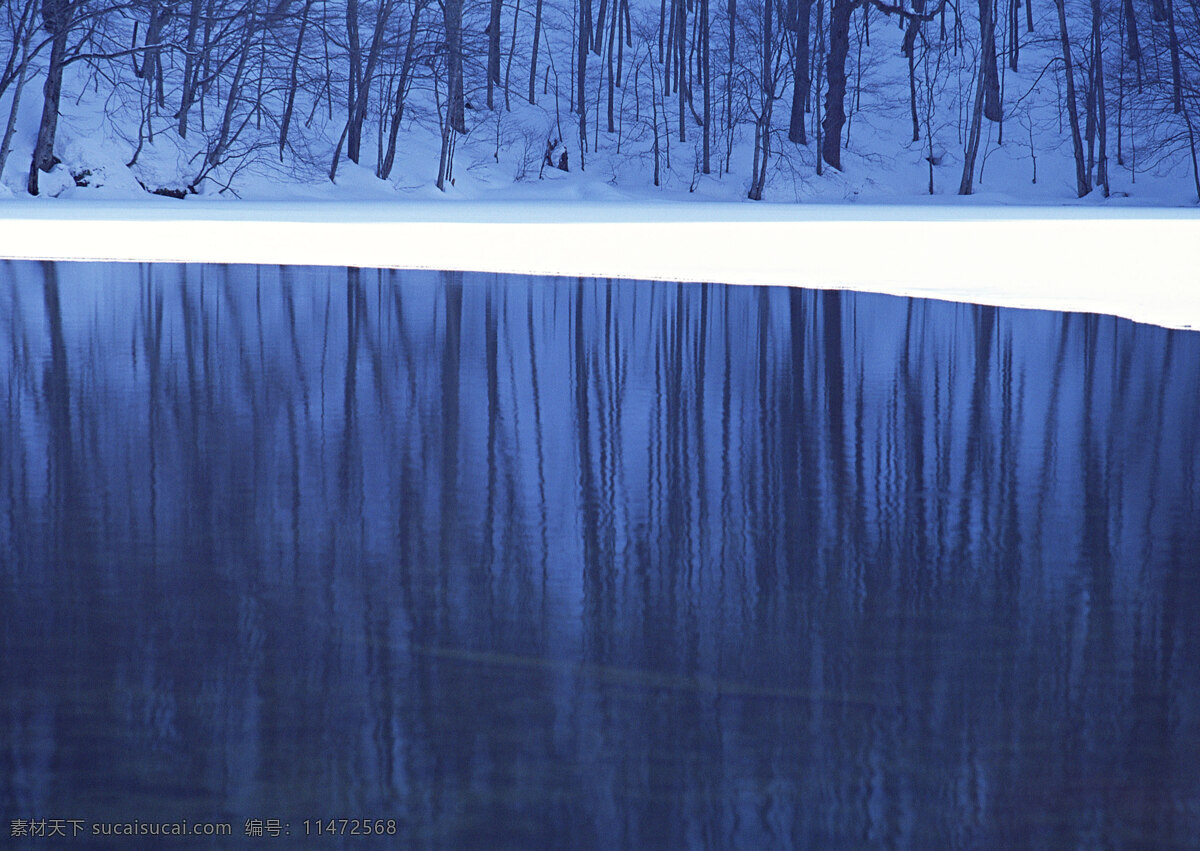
left=749, top=0, right=774, bottom=197
left=594, top=0, right=610, bottom=51
left=208, top=23, right=253, bottom=173
left=380, top=0, right=423, bottom=178
left=201, top=0, right=217, bottom=131
left=0, top=1, right=36, bottom=183
left=607, top=0, right=617, bottom=130
left=134, top=1, right=166, bottom=109
left=726, top=0, right=735, bottom=171
left=701, top=0, right=711, bottom=169
left=659, top=0, right=667, bottom=61
left=504, top=0, right=520, bottom=108
left=444, top=0, right=466, bottom=132
left=28, top=1, right=73, bottom=195
left=979, top=0, right=1002, bottom=121
left=0, top=45, right=31, bottom=184
left=488, top=0, right=502, bottom=108
left=436, top=75, right=459, bottom=189
left=821, top=0, right=852, bottom=170
left=334, top=1, right=391, bottom=175
left=529, top=0, right=544, bottom=103
left=1009, top=0, right=1019, bottom=71
left=1091, top=0, right=1108, bottom=194
left=676, top=0, right=686, bottom=142
left=1117, top=0, right=1125, bottom=163
left=341, top=0, right=393, bottom=164
left=958, top=58, right=986, bottom=193
left=903, top=12, right=921, bottom=141
left=346, top=0, right=363, bottom=156
left=578, top=0, right=591, bottom=167
left=788, top=0, right=813, bottom=144
left=664, top=0, right=675, bottom=103
left=1085, top=39, right=1096, bottom=176
left=1054, top=0, right=1090, bottom=196
left=649, top=45, right=661, bottom=185
left=280, top=0, right=316, bottom=158
left=1121, top=0, right=1141, bottom=85
left=814, top=0, right=825, bottom=174
left=908, top=30, right=919, bottom=141
left=1166, top=0, right=1181, bottom=112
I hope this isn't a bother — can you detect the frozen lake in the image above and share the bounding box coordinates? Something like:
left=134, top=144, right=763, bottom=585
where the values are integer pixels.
left=2, top=261, right=1199, bottom=845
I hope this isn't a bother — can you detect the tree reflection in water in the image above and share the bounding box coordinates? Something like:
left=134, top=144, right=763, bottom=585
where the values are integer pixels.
left=1, top=261, right=1198, bottom=845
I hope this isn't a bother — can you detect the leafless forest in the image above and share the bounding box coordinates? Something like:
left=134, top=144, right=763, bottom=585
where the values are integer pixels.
left=2, top=0, right=1199, bottom=197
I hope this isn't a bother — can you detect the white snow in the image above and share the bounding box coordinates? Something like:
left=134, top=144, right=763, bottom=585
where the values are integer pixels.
left=3, top=0, right=1199, bottom=332
left=1, top=198, right=1197, bottom=331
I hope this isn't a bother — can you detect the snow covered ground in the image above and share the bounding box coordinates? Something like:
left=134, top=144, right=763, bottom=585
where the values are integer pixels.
left=1, top=197, right=1197, bottom=331
left=3, top=0, right=1199, bottom=333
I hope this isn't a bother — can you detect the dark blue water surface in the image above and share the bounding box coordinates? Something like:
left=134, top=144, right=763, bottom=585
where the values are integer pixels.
left=2, top=261, right=1199, bottom=846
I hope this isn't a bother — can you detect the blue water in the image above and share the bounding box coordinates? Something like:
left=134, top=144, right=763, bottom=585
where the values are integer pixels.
left=2, top=261, right=1198, bottom=846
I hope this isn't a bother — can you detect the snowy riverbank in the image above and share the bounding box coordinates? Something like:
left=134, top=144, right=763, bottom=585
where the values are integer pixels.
left=1, top=199, right=1197, bottom=331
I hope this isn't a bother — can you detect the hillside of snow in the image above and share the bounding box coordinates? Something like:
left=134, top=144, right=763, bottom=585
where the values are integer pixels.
left=2, top=0, right=1199, bottom=205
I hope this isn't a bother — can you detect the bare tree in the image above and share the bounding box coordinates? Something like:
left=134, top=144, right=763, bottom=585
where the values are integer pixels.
left=0, top=0, right=40, bottom=182
left=444, top=0, right=466, bottom=133
left=28, top=0, right=82, bottom=194
left=487, top=0, right=502, bottom=107
left=1053, top=0, right=1089, bottom=196
left=787, top=0, right=814, bottom=144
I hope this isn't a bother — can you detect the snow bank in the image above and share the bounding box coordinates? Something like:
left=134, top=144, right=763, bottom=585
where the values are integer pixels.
left=1, top=199, right=1197, bottom=331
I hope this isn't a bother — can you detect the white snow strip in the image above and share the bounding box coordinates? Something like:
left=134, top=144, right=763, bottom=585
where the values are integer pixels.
left=2, top=200, right=1198, bottom=331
